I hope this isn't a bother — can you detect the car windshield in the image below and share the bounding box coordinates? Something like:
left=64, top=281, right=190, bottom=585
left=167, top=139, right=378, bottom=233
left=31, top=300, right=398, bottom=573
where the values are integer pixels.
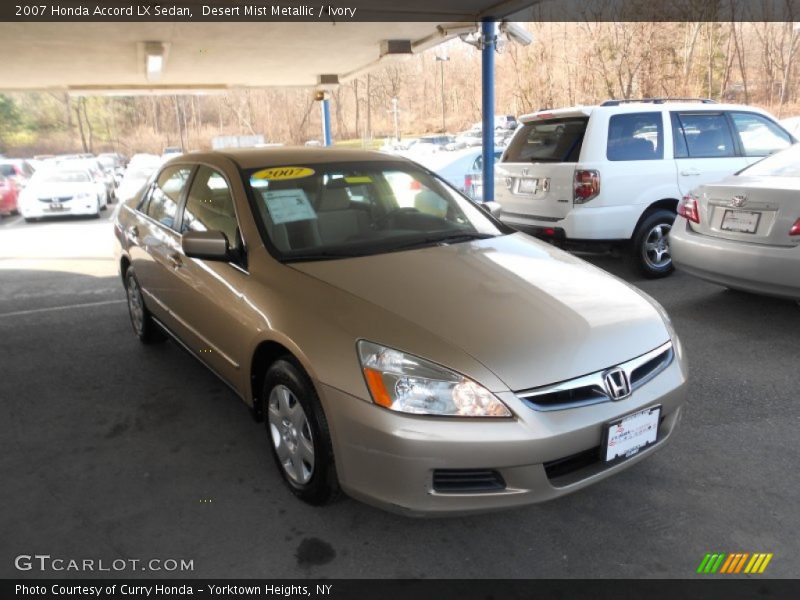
left=740, top=144, right=800, bottom=177
left=243, top=161, right=508, bottom=262
left=33, top=169, right=90, bottom=184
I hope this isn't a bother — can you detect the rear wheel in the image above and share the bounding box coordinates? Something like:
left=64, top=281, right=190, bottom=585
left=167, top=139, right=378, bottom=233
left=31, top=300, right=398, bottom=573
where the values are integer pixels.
left=124, top=267, right=166, bottom=344
left=632, top=209, right=676, bottom=278
left=262, top=359, right=339, bottom=506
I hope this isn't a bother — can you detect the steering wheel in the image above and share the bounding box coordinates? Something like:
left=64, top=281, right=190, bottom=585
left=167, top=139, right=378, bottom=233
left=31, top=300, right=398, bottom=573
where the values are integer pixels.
left=374, top=206, right=421, bottom=229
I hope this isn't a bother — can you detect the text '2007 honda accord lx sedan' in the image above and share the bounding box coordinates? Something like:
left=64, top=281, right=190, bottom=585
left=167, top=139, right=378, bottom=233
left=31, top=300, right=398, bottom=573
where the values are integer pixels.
left=113, top=148, right=687, bottom=516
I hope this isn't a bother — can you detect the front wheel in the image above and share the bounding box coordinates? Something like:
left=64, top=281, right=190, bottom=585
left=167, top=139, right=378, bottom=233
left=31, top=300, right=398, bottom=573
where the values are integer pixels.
left=262, top=359, right=339, bottom=506
left=632, top=210, right=676, bottom=278
left=124, top=267, right=166, bottom=344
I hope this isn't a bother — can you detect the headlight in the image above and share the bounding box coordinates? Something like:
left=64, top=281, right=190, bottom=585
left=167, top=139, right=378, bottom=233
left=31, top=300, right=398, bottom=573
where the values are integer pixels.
left=357, top=340, right=511, bottom=417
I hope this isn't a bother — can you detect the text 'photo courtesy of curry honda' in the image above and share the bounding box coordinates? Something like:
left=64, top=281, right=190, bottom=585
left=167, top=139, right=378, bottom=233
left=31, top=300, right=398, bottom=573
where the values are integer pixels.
left=113, top=147, right=688, bottom=516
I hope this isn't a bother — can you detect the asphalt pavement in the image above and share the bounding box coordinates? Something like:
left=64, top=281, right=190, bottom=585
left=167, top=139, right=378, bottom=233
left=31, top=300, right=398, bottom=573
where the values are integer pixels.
left=1, top=212, right=798, bottom=578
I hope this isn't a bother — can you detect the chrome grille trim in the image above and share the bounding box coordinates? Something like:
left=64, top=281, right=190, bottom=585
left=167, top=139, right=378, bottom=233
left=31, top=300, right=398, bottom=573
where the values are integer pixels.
left=517, top=341, right=673, bottom=412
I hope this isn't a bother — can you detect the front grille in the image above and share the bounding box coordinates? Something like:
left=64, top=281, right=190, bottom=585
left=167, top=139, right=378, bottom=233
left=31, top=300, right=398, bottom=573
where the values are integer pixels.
left=39, top=196, right=73, bottom=203
left=432, top=469, right=506, bottom=493
left=518, top=342, right=673, bottom=412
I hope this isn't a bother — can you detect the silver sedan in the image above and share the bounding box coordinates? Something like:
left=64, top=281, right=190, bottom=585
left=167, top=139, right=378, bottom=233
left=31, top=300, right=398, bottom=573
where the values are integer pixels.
left=671, top=144, right=800, bottom=301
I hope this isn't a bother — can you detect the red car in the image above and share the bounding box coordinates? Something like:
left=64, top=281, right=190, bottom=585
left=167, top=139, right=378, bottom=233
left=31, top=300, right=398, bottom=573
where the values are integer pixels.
left=0, top=175, right=19, bottom=216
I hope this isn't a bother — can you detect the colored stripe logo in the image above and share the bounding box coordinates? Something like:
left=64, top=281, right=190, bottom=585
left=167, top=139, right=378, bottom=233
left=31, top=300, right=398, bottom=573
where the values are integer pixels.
left=696, top=553, right=773, bottom=574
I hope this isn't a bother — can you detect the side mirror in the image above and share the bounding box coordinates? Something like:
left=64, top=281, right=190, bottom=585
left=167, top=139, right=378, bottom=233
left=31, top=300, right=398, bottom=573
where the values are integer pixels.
left=478, top=201, right=503, bottom=217
left=182, top=230, right=230, bottom=261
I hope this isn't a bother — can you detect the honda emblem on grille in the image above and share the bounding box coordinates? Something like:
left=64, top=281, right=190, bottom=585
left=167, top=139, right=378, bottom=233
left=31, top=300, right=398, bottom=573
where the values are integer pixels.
left=604, top=368, right=631, bottom=400
left=730, top=195, right=747, bottom=208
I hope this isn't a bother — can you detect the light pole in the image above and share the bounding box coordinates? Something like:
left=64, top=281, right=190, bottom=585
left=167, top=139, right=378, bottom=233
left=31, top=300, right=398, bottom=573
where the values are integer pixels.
left=435, top=55, right=449, bottom=132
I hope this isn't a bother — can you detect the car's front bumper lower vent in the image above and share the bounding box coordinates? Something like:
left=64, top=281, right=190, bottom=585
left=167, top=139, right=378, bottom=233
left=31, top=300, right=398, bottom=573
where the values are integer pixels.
left=432, top=469, right=506, bottom=493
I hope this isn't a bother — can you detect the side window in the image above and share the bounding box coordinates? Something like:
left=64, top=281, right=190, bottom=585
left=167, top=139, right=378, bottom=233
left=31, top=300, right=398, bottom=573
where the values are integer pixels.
left=606, top=112, right=664, bottom=161
left=146, top=166, right=191, bottom=230
left=730, top=112, right=792, bottom=157
left=673, top=113, right=735, bottom=158
left=181, top=166, right=239, bottom=247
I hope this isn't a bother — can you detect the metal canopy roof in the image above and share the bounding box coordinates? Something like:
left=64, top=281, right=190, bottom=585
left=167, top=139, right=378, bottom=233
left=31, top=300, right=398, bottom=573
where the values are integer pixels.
left=0, top=1, right=537, bottom=92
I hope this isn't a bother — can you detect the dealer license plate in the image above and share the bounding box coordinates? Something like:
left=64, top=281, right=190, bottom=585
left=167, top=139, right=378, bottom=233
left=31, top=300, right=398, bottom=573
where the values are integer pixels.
left=48, top=202, right=64, bottom=211
left=721, top=209, right=760, bottom=234
left=517, top=178, right=538, bottom=194
left=603, top=405, right=661, bottom=462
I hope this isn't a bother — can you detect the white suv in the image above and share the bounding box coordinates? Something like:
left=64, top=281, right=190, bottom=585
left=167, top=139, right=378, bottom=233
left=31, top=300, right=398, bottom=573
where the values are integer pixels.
left=494, top=99, right=795, bottom=277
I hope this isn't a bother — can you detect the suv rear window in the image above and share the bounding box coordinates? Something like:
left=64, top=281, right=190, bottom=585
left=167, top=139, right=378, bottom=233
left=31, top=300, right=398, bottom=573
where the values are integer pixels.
left=606, top=112, right=664, bottom=160
left=504, top=117, right=588, bottom=162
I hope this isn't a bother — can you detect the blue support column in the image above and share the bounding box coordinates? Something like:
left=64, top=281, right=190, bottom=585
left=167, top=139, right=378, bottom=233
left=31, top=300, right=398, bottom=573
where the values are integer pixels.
left=481, top=19, right=496, bottom=203
left=322, top=97, right=332, bottom=146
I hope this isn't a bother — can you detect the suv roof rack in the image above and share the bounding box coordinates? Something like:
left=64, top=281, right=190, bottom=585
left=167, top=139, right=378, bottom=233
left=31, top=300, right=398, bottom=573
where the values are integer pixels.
left=600, top=98, right=717, bottom=106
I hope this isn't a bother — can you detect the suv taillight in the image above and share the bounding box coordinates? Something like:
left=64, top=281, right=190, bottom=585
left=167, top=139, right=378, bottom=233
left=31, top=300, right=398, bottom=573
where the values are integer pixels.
left=790, top=218, right=800, bottom=236
left=464, top=174, right=473, bottom=192
left=678, top=195, right=700, bottom=224
left=573, top=170, right=600, bottom=203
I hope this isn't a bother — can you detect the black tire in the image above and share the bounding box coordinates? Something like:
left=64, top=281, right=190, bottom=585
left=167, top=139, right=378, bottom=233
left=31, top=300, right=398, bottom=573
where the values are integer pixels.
left=124, top=267, right=166, bottom=344
left=631, top=209, right=676, bottom=279
left=262, top=358, right=340, bottom=506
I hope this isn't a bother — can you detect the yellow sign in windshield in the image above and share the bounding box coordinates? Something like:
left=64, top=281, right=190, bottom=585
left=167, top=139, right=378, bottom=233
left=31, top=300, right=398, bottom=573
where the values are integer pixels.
left=251, top=166, right=315, bottom=181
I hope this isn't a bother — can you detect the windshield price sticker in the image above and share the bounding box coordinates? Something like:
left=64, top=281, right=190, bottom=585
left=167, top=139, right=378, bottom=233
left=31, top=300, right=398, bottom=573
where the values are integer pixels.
left=261, top=189, right=317, bottom=224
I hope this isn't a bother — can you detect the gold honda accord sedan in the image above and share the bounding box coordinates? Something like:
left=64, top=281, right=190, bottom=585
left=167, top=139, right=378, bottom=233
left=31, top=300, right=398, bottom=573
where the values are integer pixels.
left=113, top=148, right=687, bottom=516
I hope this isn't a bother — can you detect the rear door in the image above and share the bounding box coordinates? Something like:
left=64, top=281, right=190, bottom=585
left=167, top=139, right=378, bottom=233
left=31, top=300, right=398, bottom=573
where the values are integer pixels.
left=132, top=164, right=192, bottom=326
left=672, top=111, right=748, bottom=196
left=495, top=115, right=588, bottom=218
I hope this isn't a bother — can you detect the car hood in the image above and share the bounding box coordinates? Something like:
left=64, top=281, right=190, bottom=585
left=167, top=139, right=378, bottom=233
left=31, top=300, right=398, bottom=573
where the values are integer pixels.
left=28, top=182, right=96, bottom=198
left=291, top=233, right=670, bottom=391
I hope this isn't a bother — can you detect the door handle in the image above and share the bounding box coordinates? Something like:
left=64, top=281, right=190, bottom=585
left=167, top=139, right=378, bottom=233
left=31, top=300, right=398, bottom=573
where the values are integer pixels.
left=168, top=252, right=183, bottom=269
left=127, top=225, right=139, bottom=238
left=680, top=169, right=700, bottom=176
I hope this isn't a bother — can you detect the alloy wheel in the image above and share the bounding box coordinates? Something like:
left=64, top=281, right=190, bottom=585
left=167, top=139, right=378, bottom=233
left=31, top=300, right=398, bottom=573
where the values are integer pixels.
left=267, top=385, right=315, bottom=485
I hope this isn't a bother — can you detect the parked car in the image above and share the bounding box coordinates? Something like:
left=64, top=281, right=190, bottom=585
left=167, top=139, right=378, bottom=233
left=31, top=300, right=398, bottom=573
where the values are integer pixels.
left=494, top=99, right=795, bottom=277
left=18, top=166, right=108, bottom=221
left=780, top=116, right=800, bottom=138
left=114, top=148, right=687, bottom=515
left=418, top=147, right=503, bottom=200
left=671, top=143, right=800, bottom=300
left=0, top=174, right=19, bottom=216
left=116, top=156, right=162, bottom=202
left=401, top=135, right=457, bottom=158
left=0, top=159, right=36, bottom=189
left=59, top=158, right=114, bottom=204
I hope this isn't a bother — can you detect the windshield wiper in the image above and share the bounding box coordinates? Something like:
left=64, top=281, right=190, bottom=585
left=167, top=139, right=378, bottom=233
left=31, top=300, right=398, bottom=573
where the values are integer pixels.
left=385, top=232, right=498, bottom=253
left=282, top=250, right=366, bottom=263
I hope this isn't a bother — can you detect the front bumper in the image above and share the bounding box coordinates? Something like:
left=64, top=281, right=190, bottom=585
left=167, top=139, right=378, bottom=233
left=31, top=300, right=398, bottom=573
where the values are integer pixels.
left=20, top=199, right=100, bottom=219
left=319, top=342, right=687, bottom=516
left=671, top=218, right=800, bottom=300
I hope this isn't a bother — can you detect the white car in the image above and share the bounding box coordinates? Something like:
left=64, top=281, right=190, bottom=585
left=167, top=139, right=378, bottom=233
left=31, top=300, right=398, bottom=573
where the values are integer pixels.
left=495, top=99, right=795, bottom=277
left=417, top=147, right=503, bottom=200
left=18, top=166, right=107, bottom=221
left=116, top=157, right=162, bottom=203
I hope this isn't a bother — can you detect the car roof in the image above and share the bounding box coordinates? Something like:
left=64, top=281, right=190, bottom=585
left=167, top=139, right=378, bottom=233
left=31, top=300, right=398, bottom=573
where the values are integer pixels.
left=519, top=101, right=777, bottom=122
left=170, top=147, right=411, bottom=170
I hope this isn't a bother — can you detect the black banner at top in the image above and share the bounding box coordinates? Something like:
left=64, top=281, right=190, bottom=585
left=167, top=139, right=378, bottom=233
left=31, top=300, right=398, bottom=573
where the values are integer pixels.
left=4, top=0, right=800, bottom=22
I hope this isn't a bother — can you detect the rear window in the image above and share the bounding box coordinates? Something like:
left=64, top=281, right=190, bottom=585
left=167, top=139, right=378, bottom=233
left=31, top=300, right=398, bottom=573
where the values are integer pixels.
left=740, top=144, right=800, bottom=177
left=503, top=117, right=588, bottom=162
left=607, top=112, right=664, bottom=161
